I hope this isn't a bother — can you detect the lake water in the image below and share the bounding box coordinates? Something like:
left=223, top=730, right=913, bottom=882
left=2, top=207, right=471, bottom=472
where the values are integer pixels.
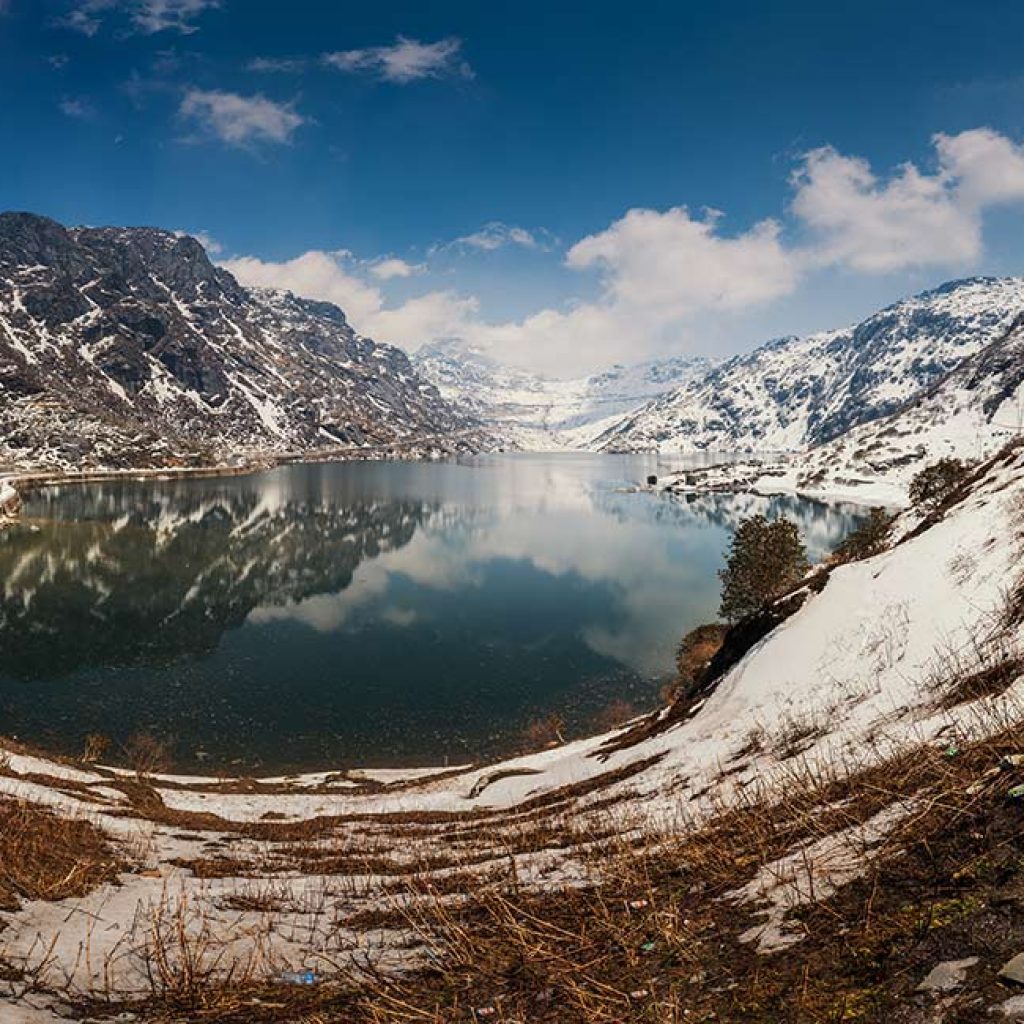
left=0, top=454, right=866, bottom=772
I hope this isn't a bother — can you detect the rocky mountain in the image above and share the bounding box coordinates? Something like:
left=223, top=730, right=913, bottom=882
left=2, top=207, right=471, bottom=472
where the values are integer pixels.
left=0, top=212, right=487, bottom=473
left=412, top=337, right=712, bottom=449
left=595, top=277, right=1024, bottom=454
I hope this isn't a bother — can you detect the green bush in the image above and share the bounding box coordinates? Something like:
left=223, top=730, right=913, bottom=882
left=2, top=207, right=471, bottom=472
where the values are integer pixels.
left=909, top=457, right=971, bottom=514
left=832, top=507, right=894, bottom=563
left=718, top=514, right=809, bottom=623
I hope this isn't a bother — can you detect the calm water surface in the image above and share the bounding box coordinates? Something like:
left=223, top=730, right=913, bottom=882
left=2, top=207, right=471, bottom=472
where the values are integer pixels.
left=0, top=454, right=865, bottom=771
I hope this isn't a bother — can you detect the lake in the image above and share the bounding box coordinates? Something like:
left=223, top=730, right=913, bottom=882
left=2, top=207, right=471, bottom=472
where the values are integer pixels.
left=0, top=454, right=865, bottom=772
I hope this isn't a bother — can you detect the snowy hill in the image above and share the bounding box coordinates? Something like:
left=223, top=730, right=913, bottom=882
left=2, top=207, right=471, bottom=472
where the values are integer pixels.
left=0, top=212, right=487, bottom=473
left=595, top=277, right=1024, bottom=455
left=412, top=338, right=711, bottom=449
left=752, top=311, right=1024, bottom=504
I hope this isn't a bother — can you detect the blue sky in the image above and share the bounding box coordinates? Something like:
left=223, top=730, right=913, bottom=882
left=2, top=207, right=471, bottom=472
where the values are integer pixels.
left=3, top=0, right=1024, bottom=374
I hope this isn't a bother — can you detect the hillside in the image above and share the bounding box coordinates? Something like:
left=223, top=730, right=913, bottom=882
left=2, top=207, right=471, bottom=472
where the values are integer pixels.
left=2, top=439, right=1024, bottom=1021
left=761, top=312, right=1024, bottom=503
left=595, top=277, right=1024, bottom=455
left=0, top=213, right=487, bottom=474
left=412, top=337, right=711, bottom=449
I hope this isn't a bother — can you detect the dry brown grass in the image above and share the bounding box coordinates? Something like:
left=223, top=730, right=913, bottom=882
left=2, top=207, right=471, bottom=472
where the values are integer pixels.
left=58, top=707, right=1024, bottom=1023
left=0, top=798, right=123, bottom=911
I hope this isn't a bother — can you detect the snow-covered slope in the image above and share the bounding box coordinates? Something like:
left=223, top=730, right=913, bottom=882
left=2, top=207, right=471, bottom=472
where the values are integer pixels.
left=596, top=278, right=1024, bottom=454
left=753, top=312, right=1024, bottom=504
left=412, top=338, right=711, bottom=449
left=0, top=212, right=487, bottom=472
left=2, top=440, right=1023, bottom=1015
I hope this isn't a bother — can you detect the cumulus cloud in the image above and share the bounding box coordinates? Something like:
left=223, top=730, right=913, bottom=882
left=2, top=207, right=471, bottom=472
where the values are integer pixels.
left=790, top=147, right=980, bottom=272
left=790, top=129, right=1024, bottom=272
left=369, top=257, right=423, bottom=280
left=179, top=89, right=305, bottom=148
left=62, top=0, right=219, bottom=35
left=220, top=249, right=476, bottom=348
left=935, top=127, right=1024, bottom=206
left=218, top=128, right=1024, bottom=376
left=221, top=251, right=385, bottom=325
left=568, top=207, right=800, bottom=316
left=322, top=36, right=471, bottom=83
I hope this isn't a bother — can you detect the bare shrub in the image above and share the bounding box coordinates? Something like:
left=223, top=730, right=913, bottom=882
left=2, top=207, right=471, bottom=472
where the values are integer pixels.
left=81, top=733, right=111, bottom=763
left=590, top=699, right=638, bottom=733
left=123, top=733, right=173, bottom=777
left=520, top=713, right=566, bottom=751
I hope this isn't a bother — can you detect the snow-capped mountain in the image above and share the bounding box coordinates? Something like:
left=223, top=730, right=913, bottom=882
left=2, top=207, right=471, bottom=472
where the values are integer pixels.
left=0, top=212, right=487, bottom=472
left=412, top=338, right=712, bottom=449
left=595, top=278, right=1024, bottom=454
left=762, top=310, right=1024, bottom=503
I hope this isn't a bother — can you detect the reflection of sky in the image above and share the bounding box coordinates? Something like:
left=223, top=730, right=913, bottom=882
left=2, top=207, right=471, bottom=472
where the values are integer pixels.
left=5, top=455, right=870, bottom=768
left=245, top=456, right=864, bottom=679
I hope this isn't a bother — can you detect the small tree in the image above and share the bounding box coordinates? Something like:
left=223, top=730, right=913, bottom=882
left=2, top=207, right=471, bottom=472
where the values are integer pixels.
left=832, top=507, right=894, bottom=564
left=908, top=457, right=971, bottom=514
left=718, top=514, right=808, bottom=623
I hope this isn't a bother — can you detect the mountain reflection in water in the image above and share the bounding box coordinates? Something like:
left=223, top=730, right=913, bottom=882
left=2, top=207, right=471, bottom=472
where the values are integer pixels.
left=0, top=454, right=866, bottom=771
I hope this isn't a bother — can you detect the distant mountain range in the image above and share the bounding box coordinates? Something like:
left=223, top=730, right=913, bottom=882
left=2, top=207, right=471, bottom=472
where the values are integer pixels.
left=3, top=210, right=1024, bottom=497
left=593, top=277, right=1024, bottom=454
left=0, top=212, right=487, bottom=473
left=412, top=339, right=711, bottom=449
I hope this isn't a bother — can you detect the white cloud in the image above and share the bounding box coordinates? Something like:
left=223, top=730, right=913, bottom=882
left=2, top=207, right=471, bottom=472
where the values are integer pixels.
left=220, top=249, right=478, bottom=351
left=59, top=95, right=96, bottom=119
left=61, top=0, right=114, bottom=35
left=438, top=221, right=549, bottom=254
left=368, top=291, right=479, bottom=344
left=322, top=36, right=471, bottom=83
left=62, top=0, right=219, bottom=35
left=221, top=251, right=384, bottom=325
left=218, top=128, right=1024, bottom=376
left=790, top=147, right=980, bottom=272
left=369, top=257, right=423, bottom=280
left=790, top=129, right=1024, bottom=273
left=935, top=127, right=1024, bottom=206
left=567, top=206, right=800, bottom=316
left=179, top=89, right=305, bottom=147
left=131, top=0, right=219, bottom=33
left=247, top=56, right=308, bottom=74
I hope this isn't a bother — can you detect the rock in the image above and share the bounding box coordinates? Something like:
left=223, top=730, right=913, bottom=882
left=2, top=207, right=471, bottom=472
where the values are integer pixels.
left=0, top=480, right=20, bottom=519
left=917, top=957, right=979, bottom=992
left=1000, top=953, right=1024, bottom=984
left=995, top=994, right=1024, bottom=1018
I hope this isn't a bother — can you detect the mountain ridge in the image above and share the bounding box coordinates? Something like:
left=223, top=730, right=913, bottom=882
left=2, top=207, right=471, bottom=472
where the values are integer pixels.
left=0, top=212, right=488, bottom=473
left=594, top=276, right=1024, bottom=455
